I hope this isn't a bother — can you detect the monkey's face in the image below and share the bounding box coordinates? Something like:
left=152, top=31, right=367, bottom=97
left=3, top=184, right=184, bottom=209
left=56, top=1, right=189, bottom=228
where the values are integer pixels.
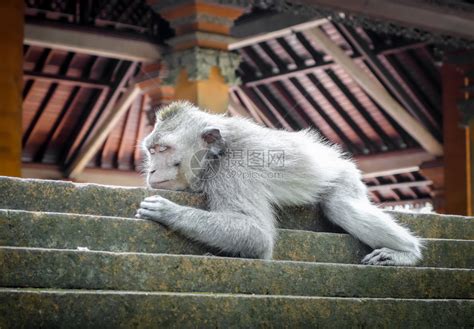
left=142, top=124, right=190, bottom=191
left=142, top=102, right=225, bottom=191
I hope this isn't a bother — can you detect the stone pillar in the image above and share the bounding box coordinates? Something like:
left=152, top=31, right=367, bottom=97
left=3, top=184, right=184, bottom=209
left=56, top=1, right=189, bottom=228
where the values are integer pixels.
left=146, top=0, right=246, bottom=113
left=441, top=58, right=474, bottom=216
left=0, top=0, right=23, bottom=176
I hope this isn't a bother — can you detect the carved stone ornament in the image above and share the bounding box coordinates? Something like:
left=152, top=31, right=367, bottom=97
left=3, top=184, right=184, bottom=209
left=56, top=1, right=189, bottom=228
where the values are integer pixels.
left=162, top=47, right=242, bottom=85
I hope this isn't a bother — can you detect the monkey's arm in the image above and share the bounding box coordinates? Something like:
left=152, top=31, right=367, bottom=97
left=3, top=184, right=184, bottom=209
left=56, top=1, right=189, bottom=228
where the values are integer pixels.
left=136, top=195, right=274, bottom=259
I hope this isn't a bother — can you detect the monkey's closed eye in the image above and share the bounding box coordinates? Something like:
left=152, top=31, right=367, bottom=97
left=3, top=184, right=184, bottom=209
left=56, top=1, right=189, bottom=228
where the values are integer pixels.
left=149, top=145, right=169, bottom=154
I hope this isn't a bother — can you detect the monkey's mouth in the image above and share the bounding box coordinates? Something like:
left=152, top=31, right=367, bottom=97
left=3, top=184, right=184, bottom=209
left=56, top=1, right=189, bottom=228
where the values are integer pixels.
left=154, top=180, right=170, bottom=184
left=150, top=180, right=171, bottom=188
left=150, top=179, right=188, bottom=191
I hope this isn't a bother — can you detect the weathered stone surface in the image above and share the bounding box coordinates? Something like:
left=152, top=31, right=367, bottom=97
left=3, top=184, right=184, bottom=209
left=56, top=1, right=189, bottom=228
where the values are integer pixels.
left=0, top=176, right=206, bottom=217
left=1, top=178, right=472, bottom=328
left=0, top=288, right=473, bottom=329
left=1, top=209, right=472, bottom=268
left=0, top=209, right=208, bottom=257
left=1, top=176, right=473, bottom=239
left=1, top=247, right=472, bottom=299
left=387, top=211, right=474, bottom=240
left=275, top=229, right=474, bottom=269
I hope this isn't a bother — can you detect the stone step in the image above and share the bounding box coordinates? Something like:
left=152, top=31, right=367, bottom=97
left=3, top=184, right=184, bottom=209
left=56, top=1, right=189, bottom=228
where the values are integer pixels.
left=1, top=176, right=473, bottom=239
left=1, top=288, right=472, bottom=329
left=1, top=247, right=472, bottom=299
left=1, top=209, right=472, bottom=268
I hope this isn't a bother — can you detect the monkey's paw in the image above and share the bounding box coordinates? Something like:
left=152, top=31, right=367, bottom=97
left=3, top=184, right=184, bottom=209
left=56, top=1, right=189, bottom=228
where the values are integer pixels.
left=362, top=247, right=420, bottom=266
left=136, top=195, right=179, bottom=225
left=362, top=248, right=398, bottom=266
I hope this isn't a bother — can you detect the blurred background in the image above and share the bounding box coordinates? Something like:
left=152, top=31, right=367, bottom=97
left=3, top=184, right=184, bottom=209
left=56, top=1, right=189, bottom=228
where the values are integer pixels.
left=2, top=0, right=474, bottom=215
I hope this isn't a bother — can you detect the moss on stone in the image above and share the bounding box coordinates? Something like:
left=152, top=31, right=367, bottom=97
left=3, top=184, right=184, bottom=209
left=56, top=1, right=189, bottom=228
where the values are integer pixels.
left=0, top=177, right=472, bottom=239
left=1, top=209, right=472, bottom=268
left=0, top=247, right=472, bottom=299
left=0, top=288, right=472, bottom=328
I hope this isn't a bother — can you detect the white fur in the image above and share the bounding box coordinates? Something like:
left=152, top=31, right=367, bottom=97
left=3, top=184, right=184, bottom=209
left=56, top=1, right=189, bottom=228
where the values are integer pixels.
left=138, top=102, right=423, bottom=266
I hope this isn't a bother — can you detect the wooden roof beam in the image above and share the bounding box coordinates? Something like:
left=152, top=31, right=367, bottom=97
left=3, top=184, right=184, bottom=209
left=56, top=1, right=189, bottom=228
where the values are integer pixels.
left=379, top=198, right=432, bottom=208
left=62, top=61, right=137, bottom=167
left=242, top=43, right=425, bottom=87
left=306, top=26, right=443, bottom=156
left=24, top=71, right=109, bottom=90
left=24, top=22, right=162, bottom=62
left=292, top=0, right=474, bottom=40
left=356, top=148, right=434, bottom=178
left=229, top=19, right=327, bottom=50
left=338, top=25, right=441, bottom=141
left=232, top=86, right=278, bottom=128
left=367, top=180, right=433, bottom=192
left=65, top=85, right=142, bottom=178
left=289, top=77, right=359, bottom=154
left=228, top=92, right=253, bottom=119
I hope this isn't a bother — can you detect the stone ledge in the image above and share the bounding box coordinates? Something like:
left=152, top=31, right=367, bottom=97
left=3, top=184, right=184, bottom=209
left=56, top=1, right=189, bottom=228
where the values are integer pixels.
left=1, top=209, right=472, bottom=268
left=1, top=247, right=472, bottom=299
left=1, top=176, right=473, bottom=239
left=0, top=288, right=472, bottom=328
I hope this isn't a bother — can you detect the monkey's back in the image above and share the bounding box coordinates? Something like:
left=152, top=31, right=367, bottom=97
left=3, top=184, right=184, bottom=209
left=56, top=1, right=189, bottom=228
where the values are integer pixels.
left=219, top=117, right=360, bottom=206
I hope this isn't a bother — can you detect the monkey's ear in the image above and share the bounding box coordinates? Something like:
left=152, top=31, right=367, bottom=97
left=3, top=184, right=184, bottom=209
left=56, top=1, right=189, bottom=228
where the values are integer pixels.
left=201, top=127, right=225, bottom=156
left=201, top=127, right=222, bottom=144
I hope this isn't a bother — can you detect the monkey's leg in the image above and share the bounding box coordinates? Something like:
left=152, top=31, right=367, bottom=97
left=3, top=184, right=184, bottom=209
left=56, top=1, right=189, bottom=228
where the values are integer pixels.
left=321, top=188, right=422, bottom=266
left=137, top=195, right=274, bottom=259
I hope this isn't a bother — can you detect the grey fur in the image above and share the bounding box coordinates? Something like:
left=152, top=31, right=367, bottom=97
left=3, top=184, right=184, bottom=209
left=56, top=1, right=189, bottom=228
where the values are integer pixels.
left=137, top=101, right=422, bottom=265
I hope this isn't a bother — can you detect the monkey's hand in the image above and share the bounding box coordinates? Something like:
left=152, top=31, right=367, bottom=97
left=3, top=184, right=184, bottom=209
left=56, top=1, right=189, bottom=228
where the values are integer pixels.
left=136, top=195, right=181, bottom=226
